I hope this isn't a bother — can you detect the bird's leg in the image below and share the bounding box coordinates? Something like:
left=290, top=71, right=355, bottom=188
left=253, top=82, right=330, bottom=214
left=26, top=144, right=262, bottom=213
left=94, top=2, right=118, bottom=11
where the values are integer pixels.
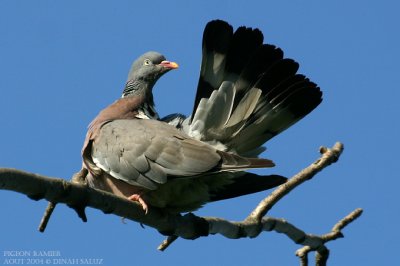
left=128, top=194, right=148, bottom=214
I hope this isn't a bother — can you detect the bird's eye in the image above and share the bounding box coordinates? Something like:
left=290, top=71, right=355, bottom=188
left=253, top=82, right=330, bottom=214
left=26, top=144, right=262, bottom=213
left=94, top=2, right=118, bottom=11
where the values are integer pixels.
left=143, top=59, right=151, bottom=66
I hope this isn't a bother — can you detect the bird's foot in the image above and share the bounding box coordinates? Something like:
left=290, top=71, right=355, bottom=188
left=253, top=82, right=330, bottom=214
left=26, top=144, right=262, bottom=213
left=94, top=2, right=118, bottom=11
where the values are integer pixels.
left=128, top=194, right=148, bottom=214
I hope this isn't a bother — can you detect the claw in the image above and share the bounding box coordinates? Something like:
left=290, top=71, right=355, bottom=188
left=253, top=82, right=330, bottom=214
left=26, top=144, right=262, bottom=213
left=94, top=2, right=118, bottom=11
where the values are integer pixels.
left=128, top=194, right=148, bottom=214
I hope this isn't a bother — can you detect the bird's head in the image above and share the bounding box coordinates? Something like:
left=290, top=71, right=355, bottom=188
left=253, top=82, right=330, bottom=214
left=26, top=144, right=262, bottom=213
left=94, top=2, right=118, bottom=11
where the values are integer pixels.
left=122, top=51, right=178, bottom=98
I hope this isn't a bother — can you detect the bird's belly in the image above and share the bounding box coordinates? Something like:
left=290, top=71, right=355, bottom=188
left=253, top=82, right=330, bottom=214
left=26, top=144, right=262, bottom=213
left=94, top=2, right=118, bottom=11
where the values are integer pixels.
left=87, top=170, right=234, bottom=213
left=86, top=170, right=210, bottom=212
left=143, top=177, right=212, bottom=213
left=86, top=172, right=145, bottom=197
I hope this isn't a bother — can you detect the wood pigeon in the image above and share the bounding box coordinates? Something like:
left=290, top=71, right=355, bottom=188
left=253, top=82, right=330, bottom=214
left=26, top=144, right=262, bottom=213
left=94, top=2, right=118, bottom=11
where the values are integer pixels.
left=80, top=20, right=322, bottom=213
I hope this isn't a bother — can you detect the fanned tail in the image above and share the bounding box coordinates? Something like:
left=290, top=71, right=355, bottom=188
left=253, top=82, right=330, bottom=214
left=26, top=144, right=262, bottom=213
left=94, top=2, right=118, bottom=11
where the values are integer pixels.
left=183, top=20, right=322, bottom=156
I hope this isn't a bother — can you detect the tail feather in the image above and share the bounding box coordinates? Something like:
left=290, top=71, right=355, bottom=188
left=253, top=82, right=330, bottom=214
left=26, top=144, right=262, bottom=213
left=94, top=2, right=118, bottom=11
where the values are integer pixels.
left=209, top=172, right=287, bottom=202
left=232, top=44, right=284, bottom=106
left=224, top=26, right=263, bottom=83
left=191, top=20, right=233, bottom=120
left=189, top=81, right=235, bottom=141
left=184, top=20, right=322, bottom=156
left=225, top=87, right=261, bottom=127
left=217, top=150, right=275, bottom=170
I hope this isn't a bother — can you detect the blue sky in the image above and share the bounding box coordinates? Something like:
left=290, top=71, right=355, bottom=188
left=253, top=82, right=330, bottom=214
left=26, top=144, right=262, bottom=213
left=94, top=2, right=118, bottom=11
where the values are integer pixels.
left=0, top=0, right=398, bottom=265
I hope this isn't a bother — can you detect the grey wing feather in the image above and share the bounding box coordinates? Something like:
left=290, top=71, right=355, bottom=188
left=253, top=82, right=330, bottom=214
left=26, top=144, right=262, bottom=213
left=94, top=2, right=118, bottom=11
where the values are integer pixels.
left=91, top=119, right=222, bottom=190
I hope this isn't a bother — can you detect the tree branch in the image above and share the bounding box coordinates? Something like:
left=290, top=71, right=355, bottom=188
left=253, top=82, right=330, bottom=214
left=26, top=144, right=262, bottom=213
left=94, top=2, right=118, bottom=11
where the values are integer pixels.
left=0, top=142, right=362, bottom=265
left=247, top=142, right=344, bottom=222
left=0, top=168, right=208, bottom=238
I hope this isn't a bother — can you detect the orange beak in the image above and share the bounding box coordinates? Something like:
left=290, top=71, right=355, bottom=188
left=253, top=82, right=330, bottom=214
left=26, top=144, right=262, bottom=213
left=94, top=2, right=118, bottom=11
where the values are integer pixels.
left=159, top=60, right=179, bottom=69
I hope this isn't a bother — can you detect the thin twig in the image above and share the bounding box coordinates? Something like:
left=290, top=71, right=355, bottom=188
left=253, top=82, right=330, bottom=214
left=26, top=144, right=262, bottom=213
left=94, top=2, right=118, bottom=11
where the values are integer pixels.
left=247, top=142, right=344, bottom=222
left=158, top=236, right=179, bottom=251
left=37, top=168, right=88, bottom=232
left=299, top=253, right=308, bottom=266
left=332, top=208, right=363, bottom=232
left=38, top=202, right=57, bottom=232
left=295, top=208, right=363, bottom=264
left=315, top=247, right=329, bottom=266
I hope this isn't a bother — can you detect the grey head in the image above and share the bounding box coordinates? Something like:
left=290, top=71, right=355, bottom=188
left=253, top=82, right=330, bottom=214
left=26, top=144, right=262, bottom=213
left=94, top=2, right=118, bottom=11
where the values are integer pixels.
left=122, top=51, right=178, bottom=98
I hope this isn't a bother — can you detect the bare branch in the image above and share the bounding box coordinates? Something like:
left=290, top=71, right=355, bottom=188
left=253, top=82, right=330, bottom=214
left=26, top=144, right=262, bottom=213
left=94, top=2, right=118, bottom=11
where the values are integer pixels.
left=300, top=253, right=308, bottom=266
left=38, top=168, right=90, bottom=232
left=295, top=208, right=363, bottom=265
left=315, top=248, right=329, bottom=266
left=247, top=142, right=344, bottom=222
left=203, top=208, right=361, bottom=244
left=331, top=208, right=363, bottom=233
left=0, top=142, right=362, bottom=265
left=0, top=168, right=208, bottom=239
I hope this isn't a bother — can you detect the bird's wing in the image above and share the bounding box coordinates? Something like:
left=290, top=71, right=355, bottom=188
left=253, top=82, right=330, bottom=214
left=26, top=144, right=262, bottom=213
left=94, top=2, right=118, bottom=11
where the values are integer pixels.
left=90, top=119, right=273, bottom=190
